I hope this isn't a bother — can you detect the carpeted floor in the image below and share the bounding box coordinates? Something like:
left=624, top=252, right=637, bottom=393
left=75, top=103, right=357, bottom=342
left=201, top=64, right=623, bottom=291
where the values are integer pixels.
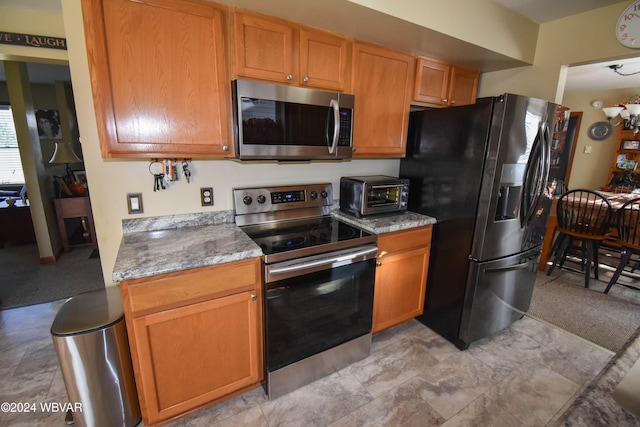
left=0, top=243, right=105, bottom=310
left=529, top=268, right=640, bottom=353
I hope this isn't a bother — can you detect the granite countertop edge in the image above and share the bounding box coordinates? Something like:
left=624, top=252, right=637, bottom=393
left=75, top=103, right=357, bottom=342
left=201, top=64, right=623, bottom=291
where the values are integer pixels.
left=112, top=209, right=436, bottom=282
left=331, top=210, right=437, bottom=234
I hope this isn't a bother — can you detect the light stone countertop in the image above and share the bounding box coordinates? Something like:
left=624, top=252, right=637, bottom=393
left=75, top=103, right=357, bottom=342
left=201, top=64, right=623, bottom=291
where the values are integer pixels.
left=332, top=210, right=437, bottom=234
left=112, top=211, right=262, bottom=282
left=112, top=209, right=436, bottom=282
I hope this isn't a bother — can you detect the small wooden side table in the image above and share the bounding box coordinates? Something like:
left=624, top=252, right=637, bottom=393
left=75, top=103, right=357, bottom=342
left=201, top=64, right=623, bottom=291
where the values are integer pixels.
left=54, top=197, right=98, bottom=252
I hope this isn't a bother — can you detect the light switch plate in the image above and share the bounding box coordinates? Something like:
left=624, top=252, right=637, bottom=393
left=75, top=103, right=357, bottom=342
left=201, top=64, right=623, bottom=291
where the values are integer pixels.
left=127, top=193, right=143, bottom=214
left=201, top=187, right=213, bottom=206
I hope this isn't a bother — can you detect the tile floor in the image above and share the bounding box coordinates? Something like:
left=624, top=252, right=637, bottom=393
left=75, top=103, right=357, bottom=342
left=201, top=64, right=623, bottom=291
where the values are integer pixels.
left=1, top=297, right=632, bottom=427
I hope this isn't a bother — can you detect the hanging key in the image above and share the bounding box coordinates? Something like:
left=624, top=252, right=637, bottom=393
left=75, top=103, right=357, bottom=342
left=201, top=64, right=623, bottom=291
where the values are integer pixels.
left=182, top=160, right=191, bottom=183
left=153, top=173, right=165, bottom=191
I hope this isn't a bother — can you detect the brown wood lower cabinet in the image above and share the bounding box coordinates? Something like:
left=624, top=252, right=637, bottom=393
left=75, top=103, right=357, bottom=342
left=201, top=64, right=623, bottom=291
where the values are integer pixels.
left=372, top=226, right=432, bottom=333
left=120, top=258, right=263, bottom=426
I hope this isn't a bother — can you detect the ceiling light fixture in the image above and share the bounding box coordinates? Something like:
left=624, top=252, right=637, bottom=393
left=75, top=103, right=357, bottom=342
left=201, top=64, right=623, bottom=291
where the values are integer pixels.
left=602, top=95, right=640, bottom=134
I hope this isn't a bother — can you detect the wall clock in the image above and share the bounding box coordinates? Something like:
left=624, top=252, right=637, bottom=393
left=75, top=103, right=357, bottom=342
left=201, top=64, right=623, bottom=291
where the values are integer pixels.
left=617, top=0, right=640, bottom=48
left=588, top=121, right=612, bottom=140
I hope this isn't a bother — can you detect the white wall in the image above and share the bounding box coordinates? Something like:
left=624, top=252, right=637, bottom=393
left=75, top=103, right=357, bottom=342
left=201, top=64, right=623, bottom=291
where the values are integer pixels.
left=0, top=5, right=67, bottom=64
left=347, top=0, right=539, bottom=64
left=562, top=89, right=640, bottom=190
left=479, top=2, right=639, bottom=102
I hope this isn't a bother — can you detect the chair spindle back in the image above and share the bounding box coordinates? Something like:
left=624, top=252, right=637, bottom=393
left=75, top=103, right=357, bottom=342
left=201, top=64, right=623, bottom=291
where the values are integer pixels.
left=556, top=190, right=613, bottom=237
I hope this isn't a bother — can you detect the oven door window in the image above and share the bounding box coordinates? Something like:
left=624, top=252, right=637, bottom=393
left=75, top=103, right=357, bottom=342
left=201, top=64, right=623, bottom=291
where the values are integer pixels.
left=265, top=258, right=375, bottom=372
left=367, top=185, right=401, bottom=207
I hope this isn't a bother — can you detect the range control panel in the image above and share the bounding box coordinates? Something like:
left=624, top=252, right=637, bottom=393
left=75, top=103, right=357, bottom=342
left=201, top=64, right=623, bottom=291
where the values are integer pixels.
left=272, top=190, right=305, bottom=204
left=233, top=183, right=333, bottom=216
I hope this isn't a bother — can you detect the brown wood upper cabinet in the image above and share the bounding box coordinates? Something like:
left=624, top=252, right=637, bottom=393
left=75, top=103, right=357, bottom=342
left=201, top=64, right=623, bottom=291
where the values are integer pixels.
left=351, top=42, right=414, bottom=158
left=81, top=0, right=233, bottom=158
left=233, top=11, right=351, bottom=91
left=413, top=56, right=479, bottom=107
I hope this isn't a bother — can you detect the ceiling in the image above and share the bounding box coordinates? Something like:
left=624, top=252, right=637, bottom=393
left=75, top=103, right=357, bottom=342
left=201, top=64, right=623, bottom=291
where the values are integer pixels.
left=495, top=0, right=625, bottom=24
left=3, top=0, right=621, bottom=24
left=1, top=0, right=638, bottom=93
left=495, top=0, right=640, bottom=94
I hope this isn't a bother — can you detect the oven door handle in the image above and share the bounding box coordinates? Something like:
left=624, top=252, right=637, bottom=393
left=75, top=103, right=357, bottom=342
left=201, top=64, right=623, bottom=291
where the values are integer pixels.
left=267, top=245, right=378, bottom=277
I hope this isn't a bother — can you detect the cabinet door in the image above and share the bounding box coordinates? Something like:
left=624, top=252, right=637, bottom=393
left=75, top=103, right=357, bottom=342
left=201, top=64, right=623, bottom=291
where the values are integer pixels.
left=352, top=42, right=414, bottom=158
left=299, top=28, right=350, bottom=91
left=413, top=57, right=450, bottom=105
left=372, top=245, right=431, bottom=333
left=81, top=0, right=233, bottom=158
left=448, top=66, right=479, bottom=106
left=234, top=12, right=296, bottom=84
left=131, top=290, right=263, bottom=425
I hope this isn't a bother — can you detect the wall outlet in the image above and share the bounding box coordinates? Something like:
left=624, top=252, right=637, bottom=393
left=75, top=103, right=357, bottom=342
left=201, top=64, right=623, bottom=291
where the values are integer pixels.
left=200, top=187, right=213, bottom=206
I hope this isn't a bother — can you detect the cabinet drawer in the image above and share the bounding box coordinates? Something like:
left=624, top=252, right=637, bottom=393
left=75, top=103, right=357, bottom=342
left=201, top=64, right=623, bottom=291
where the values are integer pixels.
left=124, top=258, right=261, bottom=315
left=378, top=225, right=432, bottom=255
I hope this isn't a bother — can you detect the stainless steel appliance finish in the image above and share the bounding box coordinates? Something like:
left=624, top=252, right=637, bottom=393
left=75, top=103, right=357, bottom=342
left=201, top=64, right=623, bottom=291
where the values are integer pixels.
left=400, top=94, right=558, bottom=349
left=232, top=80, right=354, bottom=160
left=234, top=183, right=377, bottom=399
left=266, top=334, right=371, bottom=399
left=339, top=175, right=410, bottom=217
left=51, top=287, right=141, bottom=427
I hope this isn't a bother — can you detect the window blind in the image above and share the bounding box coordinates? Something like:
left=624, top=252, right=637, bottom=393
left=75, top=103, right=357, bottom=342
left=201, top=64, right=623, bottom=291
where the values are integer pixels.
left=0, top=106, right=25, bottom=184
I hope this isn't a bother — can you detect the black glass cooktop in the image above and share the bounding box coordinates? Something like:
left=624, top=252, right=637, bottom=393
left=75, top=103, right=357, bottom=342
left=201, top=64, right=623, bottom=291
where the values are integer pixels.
left=240, top=216, right=376, bottom=263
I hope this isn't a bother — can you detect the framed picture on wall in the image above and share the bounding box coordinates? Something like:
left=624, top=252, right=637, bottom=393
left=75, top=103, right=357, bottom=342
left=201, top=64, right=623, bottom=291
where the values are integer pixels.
left=35, top=109, right=62, bottom=139
left=73, top=170, right=87, bottom=185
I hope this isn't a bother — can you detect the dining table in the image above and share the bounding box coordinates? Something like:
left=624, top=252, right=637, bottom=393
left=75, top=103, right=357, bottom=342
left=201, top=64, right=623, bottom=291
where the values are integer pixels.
left=538, top=191, right=640, bottom=271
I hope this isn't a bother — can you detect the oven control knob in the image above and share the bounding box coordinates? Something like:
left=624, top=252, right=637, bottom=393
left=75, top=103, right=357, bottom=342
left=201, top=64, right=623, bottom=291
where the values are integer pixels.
left=257, top=195, right=266, bottom=204
left=310, top=191, right=318, bottom=199
left=320, top=190, right=328, bottom=199
left=243, top=196, right=253, bottom=205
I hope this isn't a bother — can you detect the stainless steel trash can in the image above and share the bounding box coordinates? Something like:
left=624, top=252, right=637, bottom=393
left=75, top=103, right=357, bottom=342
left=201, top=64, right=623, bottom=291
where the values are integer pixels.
left=51, top=286, right=141, bottom=427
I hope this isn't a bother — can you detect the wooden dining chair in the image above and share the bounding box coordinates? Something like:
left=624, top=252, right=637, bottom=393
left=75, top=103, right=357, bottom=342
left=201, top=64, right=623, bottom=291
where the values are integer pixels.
left=604, top=197, right=640, bottom=294
left=546, top=189, right=614, bottom=288
left=611, top=183, right=638, bottom=194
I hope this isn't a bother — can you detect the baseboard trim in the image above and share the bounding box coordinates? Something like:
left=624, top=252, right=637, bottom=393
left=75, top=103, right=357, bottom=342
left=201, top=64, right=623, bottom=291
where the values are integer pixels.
left=40, top=255, right=56, bottom=264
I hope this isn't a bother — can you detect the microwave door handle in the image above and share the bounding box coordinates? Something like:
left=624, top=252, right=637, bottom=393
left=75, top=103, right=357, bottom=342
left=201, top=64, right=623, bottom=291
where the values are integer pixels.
left=328, top=99, right=340, bottom=155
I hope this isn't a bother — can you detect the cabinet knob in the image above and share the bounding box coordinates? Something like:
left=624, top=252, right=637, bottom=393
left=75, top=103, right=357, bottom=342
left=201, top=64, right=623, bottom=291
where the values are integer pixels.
left=442, top=98, right=448, bottom=103
left=450, top=100, right=456, bottom=105
left=303, top=76, right=309, bottom=83
left=250, top=294, right=257, bottom=301
left=376, top=261, right=382, bottom=267
left=222, top=145, right=229, bottom=151
left=286, top=74, right=293, bottom=81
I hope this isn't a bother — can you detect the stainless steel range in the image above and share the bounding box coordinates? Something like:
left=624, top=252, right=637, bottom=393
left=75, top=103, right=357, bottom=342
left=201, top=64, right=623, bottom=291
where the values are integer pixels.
left=234, top=183, right=377, bottom=399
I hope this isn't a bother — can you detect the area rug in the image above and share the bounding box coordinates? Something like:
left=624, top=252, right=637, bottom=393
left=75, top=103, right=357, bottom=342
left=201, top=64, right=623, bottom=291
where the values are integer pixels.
left=0, top=243, right=105, bottom=310
left=528, top=270, right=640, bottom=352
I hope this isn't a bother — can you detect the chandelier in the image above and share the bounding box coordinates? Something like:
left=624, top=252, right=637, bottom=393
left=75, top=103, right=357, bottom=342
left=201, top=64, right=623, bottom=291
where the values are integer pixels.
left=602, top=95, right=640, bottom=134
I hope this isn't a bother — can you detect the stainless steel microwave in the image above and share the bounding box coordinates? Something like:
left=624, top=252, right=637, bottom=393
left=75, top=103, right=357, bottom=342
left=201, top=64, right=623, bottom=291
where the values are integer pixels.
left=232, top=80, right=354, bottom=161
left=340, top=175, right=410, bottom=217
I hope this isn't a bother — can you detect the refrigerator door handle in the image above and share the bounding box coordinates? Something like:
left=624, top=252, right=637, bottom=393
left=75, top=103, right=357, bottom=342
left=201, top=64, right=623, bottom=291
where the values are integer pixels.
left=485, top=258, right=536, bottom=273
left=521, top=124, right=550, bottom=227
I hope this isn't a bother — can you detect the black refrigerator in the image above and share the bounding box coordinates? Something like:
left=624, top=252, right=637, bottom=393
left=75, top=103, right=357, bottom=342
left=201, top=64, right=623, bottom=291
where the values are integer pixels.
left=399, top=94, right=558, bottom=350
